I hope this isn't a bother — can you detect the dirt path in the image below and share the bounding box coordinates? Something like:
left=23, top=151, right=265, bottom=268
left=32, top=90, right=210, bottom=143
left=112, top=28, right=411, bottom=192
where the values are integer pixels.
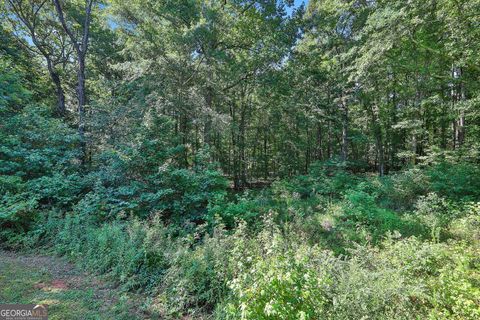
left=0, top=250, right=143, bottom=319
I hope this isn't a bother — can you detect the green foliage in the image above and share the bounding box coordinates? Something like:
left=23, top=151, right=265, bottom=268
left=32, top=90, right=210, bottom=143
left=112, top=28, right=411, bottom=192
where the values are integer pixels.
left=0, top=105, right=80, bottom=242
left=2, top=0, right=480, bottom=317
left=208, top=193, right=269, bottom=228
left=0, top=58, right=30, bottom=109
left=413, top=193, right=455, bottom=241
left=428, top=247, right=480, bottom=320
left=158, top=224, right=232, bottom=317
left=219, top=219, right=480, bottom=320
left=78, top=158, right=228, bottom=223
left=377, top=238, right=480, bottom=320
left=340, top=190, right=407, bottom=243
left=5, top=163, right=479, bottom=319
left=208, top=166, right=363, bottom=229
left=37, top=212, right=169, bottom=291
left=221, top=218, right=332, bottom=320
left=428, top=163, right=480, bottom=201
left=449, top=202, right=480, bottom=245
left=377, top=168, right=430, bottom=210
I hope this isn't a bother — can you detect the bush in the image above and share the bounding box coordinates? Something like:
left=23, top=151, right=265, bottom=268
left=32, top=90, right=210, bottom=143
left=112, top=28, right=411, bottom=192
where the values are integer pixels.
left=208, top=194, right=268, bottom=228
left=0, top=105, right=80, bottom=243
left=4, top=155, right=480, bottom=319
left=413, top=193, right=455, bottom=241
left=220, top=217, right=333, bottom=320
left=377, top=168, right=430, bottom=210
left=331, top=245, right=421, bottom=319
left=157, top=224, right=233, bottom=318
left=428, top=248, right=480, bottom=320
left=31, top=212, right=170, bottom=292
left=340, top=190, right=409, bottom=243
left=449, top=202, right=480, bottom=244
left=82, top=148, right=229, bottom=223
left=428, top=162, right=480, bottom=201
left=378, top=238, right=480, bottom=319
left=219, top=219, right=443, bottom=319
left=220, top=226, right=480, bottom=320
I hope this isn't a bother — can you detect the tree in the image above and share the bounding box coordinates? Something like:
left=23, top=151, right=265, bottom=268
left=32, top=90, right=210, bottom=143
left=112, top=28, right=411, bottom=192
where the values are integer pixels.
left=4, top=0, right=72, bottom=116
left=52, top=0, right=95, bottom=162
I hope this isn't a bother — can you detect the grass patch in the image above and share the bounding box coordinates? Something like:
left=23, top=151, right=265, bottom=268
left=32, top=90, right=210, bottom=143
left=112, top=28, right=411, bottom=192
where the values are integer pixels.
left=0, top=252, right=135, bottom=320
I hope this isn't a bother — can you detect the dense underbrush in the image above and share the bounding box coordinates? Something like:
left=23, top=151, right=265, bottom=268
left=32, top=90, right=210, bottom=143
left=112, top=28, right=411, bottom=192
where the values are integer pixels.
left=2, top=154, right=480, bottom=318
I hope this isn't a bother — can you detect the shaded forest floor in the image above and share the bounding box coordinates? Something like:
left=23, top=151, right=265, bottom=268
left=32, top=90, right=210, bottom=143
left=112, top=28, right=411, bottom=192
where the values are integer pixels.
left=0, top=250, right=144, bottom=320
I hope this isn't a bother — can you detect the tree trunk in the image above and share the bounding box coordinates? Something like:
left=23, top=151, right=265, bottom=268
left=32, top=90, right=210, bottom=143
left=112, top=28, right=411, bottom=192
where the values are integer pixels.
left=53, top=0, right=93, bottom=163
left=341, top=103, right=348, bottom=163
left=456, top=68, right=466, bottom=147
left=53, top=74, right=66, bottom=117
left=305, top=123, right=310, bottom=173
left=457, top=111, right=465, bottom=147
left=316, top=123, right=323, bottom=160
left=367, top=103, right=385, bottom=176
left=263, top=127, right=268, bottom=179
left=77, top=57, right=87, bottom=161
left=203, top=86, right=213, bottom=146
left=46, top=59, right=66, bottom=117
left=375, top=127, right=385, bottom=176
left=230, top=104, right=240, bottom=190
left=412, top=134, right=417, bottom=165
left=239, top=100, right=247, bottom=188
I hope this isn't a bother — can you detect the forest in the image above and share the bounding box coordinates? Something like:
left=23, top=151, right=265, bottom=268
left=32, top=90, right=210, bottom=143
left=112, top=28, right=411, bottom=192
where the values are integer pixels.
left=0, top=0, right=479, bottom=319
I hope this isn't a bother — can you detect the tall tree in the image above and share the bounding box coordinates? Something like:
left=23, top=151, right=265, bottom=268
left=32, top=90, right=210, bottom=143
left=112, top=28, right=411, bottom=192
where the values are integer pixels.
left=52, top=0, right=95, bottom=161
left=4, top=0, right=72, bottom=116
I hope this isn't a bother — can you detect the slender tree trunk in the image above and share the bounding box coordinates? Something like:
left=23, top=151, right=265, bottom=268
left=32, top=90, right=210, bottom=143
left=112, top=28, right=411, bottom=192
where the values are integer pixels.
left=367, top=102, right=385, bottom=176
left=457, top=111, right=465, bottom=147
left=341, top=102, right=348, bottom=163
left=77, top=57, right=87, bottom=161
left=263, top=127, right=268, bottom=179
left=452, top=120, right=457, bottom=150
left=203, top=86, right=213, bottom=146
left=46, top=59, right=66, bottom=116
left=412, top=135, right=417, bottom=165
left=239, top=100, right=247, bottom=188
left=305, top=123, right=310, bottom=173
left=230, top=104, right=239, bottom=189
left=53, top=0, right=93, bottom=163
left=316, top=123, right=323, bottom=160
left=375, top=127, right=385, bottom=176
left=456, top=68, right=466, bottom=147
left=441, top=101, right=447, bottom=149
left=389, top=90, right=398, bottom=172
left=327, top=118, right=332, bottom=159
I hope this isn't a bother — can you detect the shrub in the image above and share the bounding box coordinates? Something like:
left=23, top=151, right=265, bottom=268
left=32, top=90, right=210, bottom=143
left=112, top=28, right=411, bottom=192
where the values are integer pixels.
left=331, top=245, right=422, bottom=319
left=219, top=220, right=447, bottom=320
left=428, top=162, right=480, bottom=201
left=377, top=168, right=430, bottom=210
left=4, top=156, right=480, bottom=320
left=428, top=247, right=480, bottom=320
left=413, top=193, right=455, bottom=241
left=208, top=194, right=268, bottom=228
left=83, top=149, right=229, bottom=222
left=340, top=190, right=408, bottom=243
left=449, top=202, right=480, bottom=244
left=0, top=105, right=80, bottom=243
left=157, top=224, right=232, bottom=318
left=220, top=218, right=333, bottom=320
left=33, top=212, right=171, bottom=292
